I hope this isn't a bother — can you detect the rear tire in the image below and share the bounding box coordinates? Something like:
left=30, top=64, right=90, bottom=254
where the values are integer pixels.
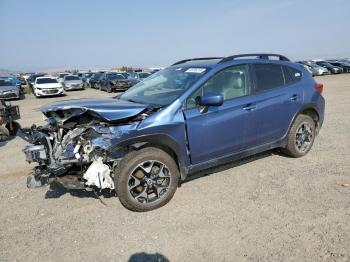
left=114, top=147, right=180, bottom=212
left=282, top=114, right=316, bottom=158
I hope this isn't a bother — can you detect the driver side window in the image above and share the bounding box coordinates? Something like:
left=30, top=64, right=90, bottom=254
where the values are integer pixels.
left=186, top=65, right=251, bottom=109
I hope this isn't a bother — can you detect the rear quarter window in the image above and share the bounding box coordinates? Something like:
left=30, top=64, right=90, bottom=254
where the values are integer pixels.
left=283, top=66, right=302, bottom=85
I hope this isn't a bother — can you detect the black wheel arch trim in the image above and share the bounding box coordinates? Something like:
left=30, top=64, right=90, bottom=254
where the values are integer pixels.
left=285, top=103, right=321, bottom=141
left=110, top=133, right=189, bottom=180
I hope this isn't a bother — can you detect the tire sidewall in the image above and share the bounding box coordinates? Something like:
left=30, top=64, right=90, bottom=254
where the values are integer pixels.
left=115, top=148, right=180, bottom=211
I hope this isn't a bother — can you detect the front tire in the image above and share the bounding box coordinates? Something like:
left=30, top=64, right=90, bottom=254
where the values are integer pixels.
left=282, top=114, right=316, bottom=158
left=114, top=147, right=180, bottom=212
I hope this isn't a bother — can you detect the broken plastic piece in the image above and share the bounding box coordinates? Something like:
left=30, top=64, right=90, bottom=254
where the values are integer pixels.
left=83, top=158, right=114, bottom=189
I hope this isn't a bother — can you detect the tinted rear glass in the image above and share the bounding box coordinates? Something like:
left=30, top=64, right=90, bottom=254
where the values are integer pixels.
left=254, top=64, right=284, bottom=92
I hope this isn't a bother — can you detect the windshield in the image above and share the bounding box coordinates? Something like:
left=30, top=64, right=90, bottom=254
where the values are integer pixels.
left=65, top=76, right=80, bottom=81
left=119, top=67, right=207, bottom=106
left=0, top=80, right=13, bottom=86
left=37, top=78, right=58, bottom=84
left=107, top=73, right=125, bottom=80
left=59, top=73, right=68, bottom=78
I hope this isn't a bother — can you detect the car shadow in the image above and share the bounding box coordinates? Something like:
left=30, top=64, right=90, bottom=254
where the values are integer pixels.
left=128, top=252, right=170, bottom=262
left=45, top=181, right=116, bottom=201
left=0, top=135, right=16, bottom=147
left=43, top=149, right=281, bottom=202
left=182, top=149, right=278, bottom=185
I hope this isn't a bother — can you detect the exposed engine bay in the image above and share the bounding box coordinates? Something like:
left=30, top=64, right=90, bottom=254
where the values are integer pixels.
left=19, top=98, right=156, bottom=190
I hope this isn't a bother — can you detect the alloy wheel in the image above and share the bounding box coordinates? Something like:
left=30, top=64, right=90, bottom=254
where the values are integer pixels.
left=128, top=160, right=171, bottom=204
left=295, top=122, right=313, bottom=153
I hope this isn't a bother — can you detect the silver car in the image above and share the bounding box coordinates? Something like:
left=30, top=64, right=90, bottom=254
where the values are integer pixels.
left=62, top=75, right=84, bottom=91
left=0, top=78, right=20, bottom=99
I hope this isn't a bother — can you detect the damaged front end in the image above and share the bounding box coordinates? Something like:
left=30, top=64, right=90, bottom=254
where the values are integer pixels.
left=20, top=98, right=152, bottom=191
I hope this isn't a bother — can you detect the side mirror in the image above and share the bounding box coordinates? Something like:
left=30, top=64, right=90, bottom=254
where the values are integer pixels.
left=197, top=92, right=223, bottom=107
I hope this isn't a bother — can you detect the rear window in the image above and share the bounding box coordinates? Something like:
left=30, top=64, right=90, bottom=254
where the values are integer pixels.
left=253, top=64, right=284, bottom=92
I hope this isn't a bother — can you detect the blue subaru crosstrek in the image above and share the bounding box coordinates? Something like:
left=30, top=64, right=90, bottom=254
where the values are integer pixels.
left=20, top=54, right=325, bottom=211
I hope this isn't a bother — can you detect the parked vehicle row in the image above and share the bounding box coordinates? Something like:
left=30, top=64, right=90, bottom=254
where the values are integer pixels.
left=296, top=58, right=350, bottom=76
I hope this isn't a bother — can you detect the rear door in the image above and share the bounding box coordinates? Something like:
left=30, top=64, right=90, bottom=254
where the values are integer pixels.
left=251, top=63, right=303, bottom=145
left=183, top=65, right=257, bottom=165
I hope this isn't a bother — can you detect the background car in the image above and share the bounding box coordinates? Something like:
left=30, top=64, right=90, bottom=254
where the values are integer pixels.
left=8, top=75, right=25, bottom=87
left=315, top=61, right=343, bottom=74
left=0, top=78, right=21, bottom=100
left=297, top=61, right=330, bottom=75
left=78, top=72, right=94, bottom=84
left=33, top=76, right=63, bottom=97
left=89, top=73, right=104, bottom=88
left=98, top=72, right=135, bottom=92
left=27, top=73, right=45, bottom=91
left=328, top=61, right=350, bottom=72
left=62, top=75, right=84, bottom=91
left=128, top=72, right=152, bottom=82
left=57, top=73, right=69, bottom=83
left=118, top=72, right=130, bottom=79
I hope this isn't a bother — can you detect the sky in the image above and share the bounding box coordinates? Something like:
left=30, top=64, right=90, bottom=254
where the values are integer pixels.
left=0, top=0, right=349, bottom=71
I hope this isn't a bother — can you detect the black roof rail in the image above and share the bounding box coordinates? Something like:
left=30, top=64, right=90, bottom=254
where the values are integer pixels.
left=172, top=57, right=223, bottom=66
left=219, top=53, right=290, bottom=63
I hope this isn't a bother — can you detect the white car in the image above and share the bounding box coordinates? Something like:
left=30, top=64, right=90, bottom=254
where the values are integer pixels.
left=33, top=76, right=64, bottom=97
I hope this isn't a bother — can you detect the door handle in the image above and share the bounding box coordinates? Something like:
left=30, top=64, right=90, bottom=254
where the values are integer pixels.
left=243, top=103, right=256, bottom=111
left=290, top=94, right=299, bottom=101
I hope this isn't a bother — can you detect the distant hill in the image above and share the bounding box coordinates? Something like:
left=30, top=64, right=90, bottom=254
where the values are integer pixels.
left=0, top=68, right=22, bottom=76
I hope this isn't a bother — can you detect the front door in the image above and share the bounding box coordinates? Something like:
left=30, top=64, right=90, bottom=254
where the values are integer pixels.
left=183, top=65, right=257, bottom=165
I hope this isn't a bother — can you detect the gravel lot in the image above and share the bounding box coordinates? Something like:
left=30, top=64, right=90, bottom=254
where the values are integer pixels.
left=1, top=75, right=350, bottom=262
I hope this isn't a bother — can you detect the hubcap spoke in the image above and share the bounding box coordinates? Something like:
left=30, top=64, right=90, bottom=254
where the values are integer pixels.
left=129, top=174, right=142, bottom=191
left=139, top=160, right=155, bottom=174
left=135, top=187, right=148, bottom=203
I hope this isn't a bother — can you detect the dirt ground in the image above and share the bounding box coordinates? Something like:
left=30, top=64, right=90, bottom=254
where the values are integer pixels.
left=0, top=75, right=350, bottom=262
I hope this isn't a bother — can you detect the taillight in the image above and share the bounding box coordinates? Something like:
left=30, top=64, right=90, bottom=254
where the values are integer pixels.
left=315, top=83, right=323, bottom=94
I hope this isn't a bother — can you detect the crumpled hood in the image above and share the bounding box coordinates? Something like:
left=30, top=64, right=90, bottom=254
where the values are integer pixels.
left=41, top=98, right=148, bottom=122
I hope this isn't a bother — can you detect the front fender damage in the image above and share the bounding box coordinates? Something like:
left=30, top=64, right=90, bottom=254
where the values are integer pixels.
left=20, top=112, right=144, bottom=190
